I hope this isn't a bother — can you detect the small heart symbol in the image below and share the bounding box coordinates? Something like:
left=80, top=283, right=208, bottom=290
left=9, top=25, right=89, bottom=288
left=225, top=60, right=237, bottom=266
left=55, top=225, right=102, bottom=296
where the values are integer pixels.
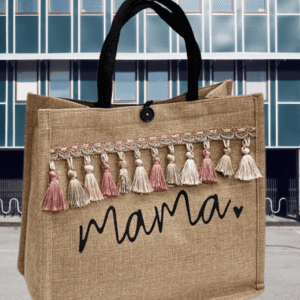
left=233, top=206, right=243, bottom=218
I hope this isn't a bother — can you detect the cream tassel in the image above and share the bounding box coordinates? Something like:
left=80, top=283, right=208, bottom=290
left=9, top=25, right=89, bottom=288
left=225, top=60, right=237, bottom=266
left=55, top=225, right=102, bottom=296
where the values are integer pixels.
left=234, top=137, right=263, bottom=181
left=215, top=139, right=234, bottom=177
left=84, top=155, right=104, bottom=201
left=117, top=152, right=132, bottom=194
left=67, top=157, right=90, bottom=208
left=166, top=145, right=181, bottom=187
left=132, top=149, right=153, bottom=194
left=180, top=143, right=201, bottom=185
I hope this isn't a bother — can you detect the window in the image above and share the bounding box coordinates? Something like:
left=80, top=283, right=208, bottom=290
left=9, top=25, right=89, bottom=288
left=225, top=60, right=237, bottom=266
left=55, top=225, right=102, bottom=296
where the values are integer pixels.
left=212, top=0, right=233, bottom=13
left=245, top=0, right=266, bottom=13
left=213, top=60, right=235, bottom=95
left=113, top=61, right=137, bottom=103
left=81, top=0, right=102, bottom=14
left=16, top=61, right=38, bottom=102
left=147, top=61, right=169, bottom=101
left=0, top=0, right=5, bottom=14
left=114, top=0, right=123, bottom=13
left=277, top=0, right=299, bottom=14
left=180, top=0, right=201, bottom=13
left=16, top=0, right=38, bottom=14
left=245, top=60, right=267, bottom=101
left=49, top=0, right=70, bottom=14
left=49, top=60, right=70, bottom=99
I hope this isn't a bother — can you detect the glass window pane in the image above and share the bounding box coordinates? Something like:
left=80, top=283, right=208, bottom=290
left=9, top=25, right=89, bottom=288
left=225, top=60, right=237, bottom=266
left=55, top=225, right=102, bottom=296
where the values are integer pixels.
left=49, top=60, right=70, bottom=98
left=277, top=0, right=299, bottom=14
left=114, top=0, right=123, bottom=12
left=114, top=61, right=136, bottom=101
left=148, top=61, right=169, bottom=101
left=82, top=0, right=102, bottom=13
left=18, top=0, right=37, bottom=13
left=213, top=60, right=234, bottom=94
left=0, top=0, right=5, bottom=13
left=245, top=0, right=265, bottom=13
left=246, top=60, right=267, bottom=100
left=50, top=0, right=70, bottom=13
left=180, top=0, right=201, bottom=12
left=212, top=0, right=233, bottom=12
left=16, top=61, right=38, bottom=101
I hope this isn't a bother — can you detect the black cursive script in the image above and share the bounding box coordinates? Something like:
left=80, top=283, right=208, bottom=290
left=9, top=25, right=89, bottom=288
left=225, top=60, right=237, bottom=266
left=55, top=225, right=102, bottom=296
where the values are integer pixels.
left=79, top=190, right=231, bottom=253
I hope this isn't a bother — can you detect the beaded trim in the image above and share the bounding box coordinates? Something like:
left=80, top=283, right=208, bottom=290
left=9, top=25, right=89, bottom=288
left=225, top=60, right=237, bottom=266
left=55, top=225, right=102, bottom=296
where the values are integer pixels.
left=50, top=126, right=256, bottom=161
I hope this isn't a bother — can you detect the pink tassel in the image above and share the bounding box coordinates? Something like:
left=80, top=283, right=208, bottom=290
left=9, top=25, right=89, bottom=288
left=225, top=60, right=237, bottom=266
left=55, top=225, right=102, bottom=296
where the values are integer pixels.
left=199, top=141, right=218, bottom=184
left=149, top=148, right=168, bottom=191
left=41, top=161, right=68, bottom=212
left=101, top=153, right=120, bottom=198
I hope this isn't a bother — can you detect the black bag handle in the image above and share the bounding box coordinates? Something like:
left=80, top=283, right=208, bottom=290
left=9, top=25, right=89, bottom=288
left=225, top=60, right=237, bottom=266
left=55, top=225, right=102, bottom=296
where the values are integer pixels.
left=94, top=0, right=202, bottom=108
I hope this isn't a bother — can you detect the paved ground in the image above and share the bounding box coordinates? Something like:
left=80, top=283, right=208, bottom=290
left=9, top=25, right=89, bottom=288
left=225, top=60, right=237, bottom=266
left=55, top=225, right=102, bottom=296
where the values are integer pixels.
left=0, top=227, right=299, bottom=299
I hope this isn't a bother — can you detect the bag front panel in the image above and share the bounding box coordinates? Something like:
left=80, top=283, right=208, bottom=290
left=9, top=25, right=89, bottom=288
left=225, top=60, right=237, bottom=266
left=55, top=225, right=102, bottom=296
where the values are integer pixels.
left=34, top=94, right=265, bottom=300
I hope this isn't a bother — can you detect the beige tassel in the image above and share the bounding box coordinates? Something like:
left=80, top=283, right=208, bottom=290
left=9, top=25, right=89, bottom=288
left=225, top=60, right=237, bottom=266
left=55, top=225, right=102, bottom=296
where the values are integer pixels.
left=132, top=149, right=153, bottom=194
left=117, top=152, right=132, bottom=194
left=180, top=143, right=201, bottom=185
left=234, top=138, right=263, bottom=181
left=84, top=155, right=104, bottom=201
left=67, top=157, right=90, bottom=208
left=215, top=140, right=234, bottom=177
left=166, top=145, right=181, bottom=187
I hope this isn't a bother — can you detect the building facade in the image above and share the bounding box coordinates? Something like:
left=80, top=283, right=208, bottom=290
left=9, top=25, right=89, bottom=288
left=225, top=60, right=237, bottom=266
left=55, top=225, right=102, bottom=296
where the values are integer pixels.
left=0, top=0, right=299, bottom=218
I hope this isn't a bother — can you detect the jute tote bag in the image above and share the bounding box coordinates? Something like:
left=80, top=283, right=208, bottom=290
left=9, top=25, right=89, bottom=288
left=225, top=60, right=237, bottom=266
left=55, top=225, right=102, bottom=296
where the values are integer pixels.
left=18, top=0, right=266, bottom=299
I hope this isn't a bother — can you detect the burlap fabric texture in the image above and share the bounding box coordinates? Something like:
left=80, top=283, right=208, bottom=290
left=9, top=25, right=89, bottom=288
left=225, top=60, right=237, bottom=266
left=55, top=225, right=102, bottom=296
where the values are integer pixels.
left=17, top=79, right=266, bottom=300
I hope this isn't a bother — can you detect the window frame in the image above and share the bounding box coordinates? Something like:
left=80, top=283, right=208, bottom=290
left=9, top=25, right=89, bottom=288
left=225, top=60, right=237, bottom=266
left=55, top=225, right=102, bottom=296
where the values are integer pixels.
left=48, top=60, right=71, bottom=99
left=244, top=0, right=267, bottom=14
left=146, top=0, right=202, bottom=14
left=15, top=60, right=39, bottom=104
left=81, top=0, right=103, bottom=15
left=244, top=60, right=269, bottom=103
left=112, top=61, right=138, bottom=105
left=48, top=0, right=71, bottom=15
left=0, top=0, right=6, bottom=15
left=211, top=0, right=235, bottom=14
left=146, top=60, right=170, bottom=101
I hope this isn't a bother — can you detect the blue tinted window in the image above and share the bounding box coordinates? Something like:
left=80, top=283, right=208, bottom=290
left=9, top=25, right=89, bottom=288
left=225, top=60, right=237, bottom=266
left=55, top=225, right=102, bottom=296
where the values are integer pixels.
left=211, top=15, right=235, bottom=52
left=80, top=60, right=97, bottom=102
left=114, top=61, right=136, bottom=102
left=278, top=16, right=300, bottom=52
left=15, top=105, right=26, bottom=147
left=245, top=0, right=265, bottom=13
left=0, top=105, right=5, bottom=146
left=180, top=0, right=201, bottom=12
left=49, top=61, right=70, bottom=98
left=82, top=0, right=102, bottom=13
left=146, top=15, right=169, bottom=53
left=278, top=105, right=300, bottom=146
left=245, top=60, right=267, bottom=100
left=213, top=60, right=234, bottom=94
left=50, top=0, right=70, bottom=13
left=115, top=0, right=123, bottom=12
left=18, top=0, right=37, bottom=13
left=147, top=61, right=169, bottom=101
left=0, top=0, right=5, bottom=13
left=277, top=0, right=299, bottom=14
left=244, top=15, right=268, bottom=52
left=278, top=60, right=300, bottom=102
left=212, top=0, right=233, bottom=12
